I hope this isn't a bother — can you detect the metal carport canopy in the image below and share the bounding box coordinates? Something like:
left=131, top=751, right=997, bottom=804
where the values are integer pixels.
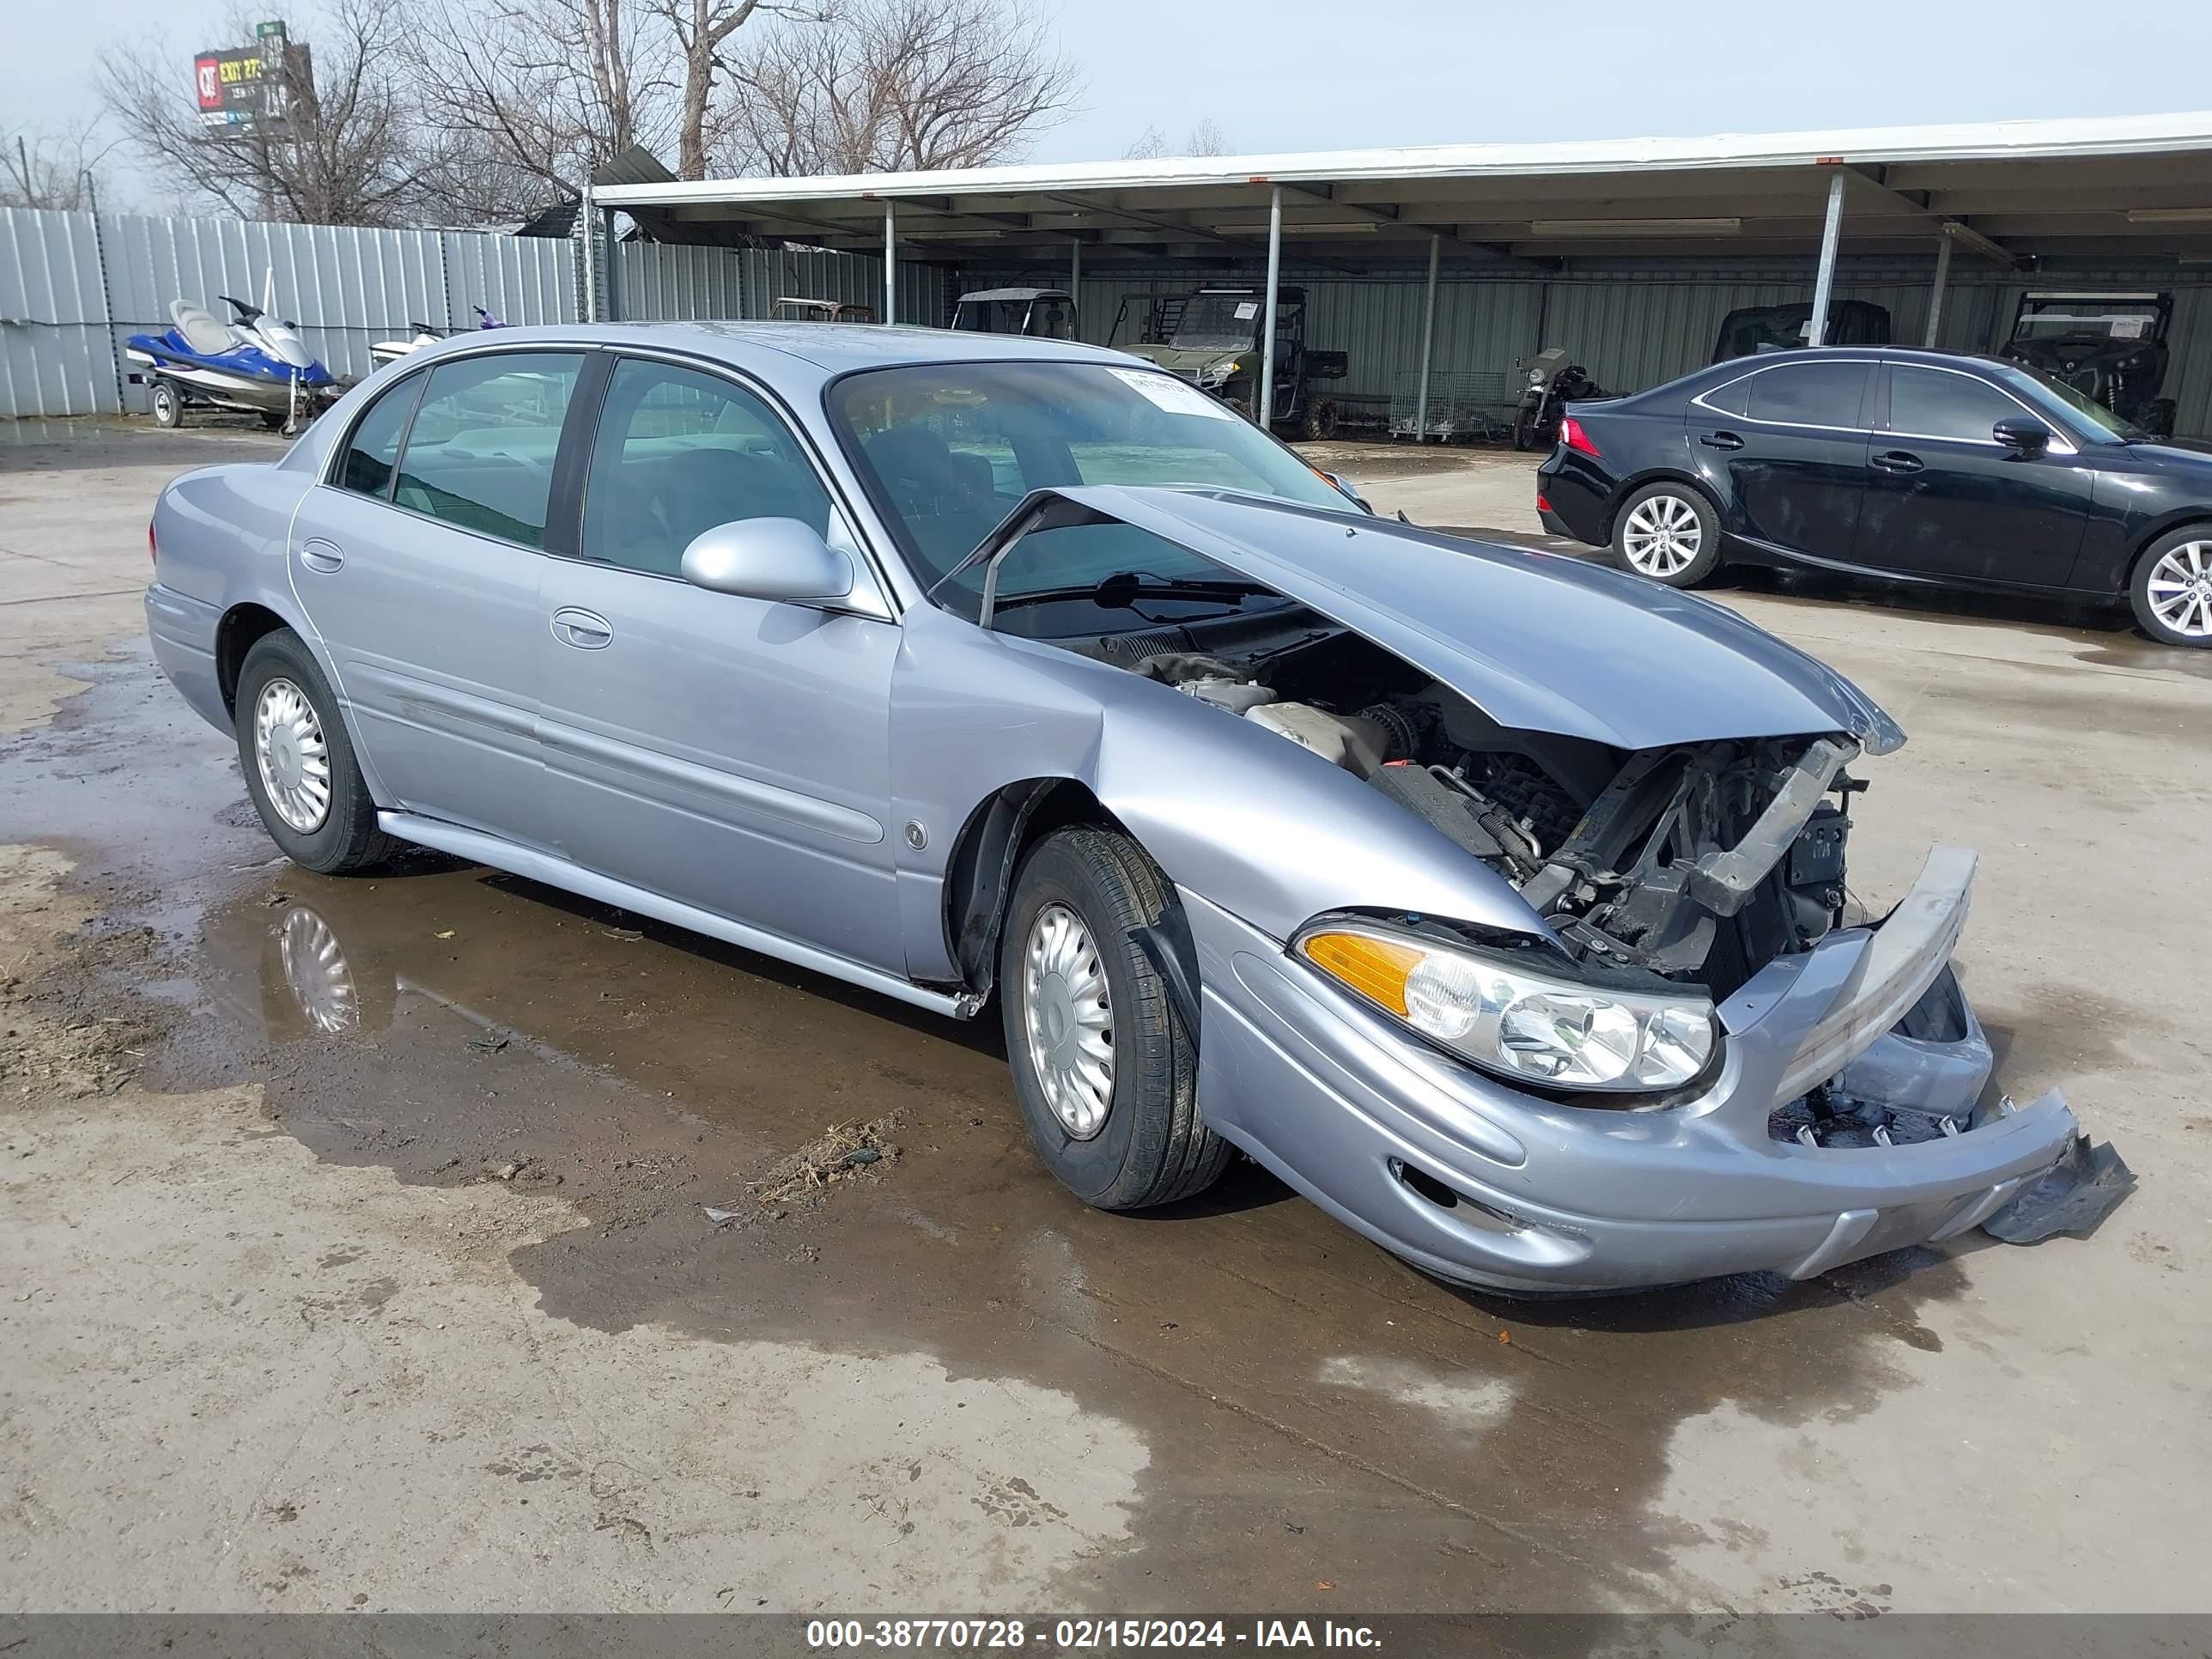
left=590, top=112, right=2212, bottom=418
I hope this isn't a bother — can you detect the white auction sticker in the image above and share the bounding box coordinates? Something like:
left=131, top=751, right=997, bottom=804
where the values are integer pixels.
left=1233, top=301, right=1259, bottom=319
left=1106, top=367, right=1238, bottom=420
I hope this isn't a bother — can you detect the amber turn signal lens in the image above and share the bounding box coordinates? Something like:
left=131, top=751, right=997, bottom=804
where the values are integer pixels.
left=1297, top=931, right=1424, bottom=1016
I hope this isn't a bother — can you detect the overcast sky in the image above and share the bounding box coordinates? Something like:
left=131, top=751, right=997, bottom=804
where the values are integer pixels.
left=15, top=0, right=2212, bottom=210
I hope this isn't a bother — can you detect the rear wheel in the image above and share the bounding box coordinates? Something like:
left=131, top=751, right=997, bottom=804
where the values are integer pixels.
left=1000, top=827, right=1231, bottom=1212
left=234, top=630, right=402, bottom=873
left=2131, top=528, right=2212, bottom=647
left=1612, top=482, right=1722, bottom=586
left=1301, top=398, right=1339, bottom=441
left=149, top=380, right=184, bottom=428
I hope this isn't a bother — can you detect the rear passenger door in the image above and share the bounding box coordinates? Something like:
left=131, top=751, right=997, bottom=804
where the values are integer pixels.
left=293, top=349, right=584, bottom=842
left=534, top=355, right=907, bottom=971
left=1693, top=359, right=1872, bottom=564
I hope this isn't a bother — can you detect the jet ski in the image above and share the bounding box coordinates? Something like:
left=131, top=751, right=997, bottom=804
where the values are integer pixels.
left=125, top=295, right=337, bottom=434
left=368, top=306, right=507, bottom=369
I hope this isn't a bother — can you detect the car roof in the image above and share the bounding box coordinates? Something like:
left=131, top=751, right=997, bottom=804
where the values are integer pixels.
left=399, top=318, right=1133, bottom=385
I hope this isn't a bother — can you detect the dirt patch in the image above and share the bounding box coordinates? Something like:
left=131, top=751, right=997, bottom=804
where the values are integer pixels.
left=711, top=1115, right=903, bottom=1224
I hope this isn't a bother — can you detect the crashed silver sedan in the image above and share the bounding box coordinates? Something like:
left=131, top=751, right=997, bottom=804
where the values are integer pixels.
left=144, top=322, right=2115, bottom=1294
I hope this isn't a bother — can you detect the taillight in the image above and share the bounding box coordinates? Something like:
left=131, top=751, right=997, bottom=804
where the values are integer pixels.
left=1559, top=416, right=1601, bottom=459
left=1535, top=492, right=1553, bottom=514
left=148, top=520, right=157, bottom=565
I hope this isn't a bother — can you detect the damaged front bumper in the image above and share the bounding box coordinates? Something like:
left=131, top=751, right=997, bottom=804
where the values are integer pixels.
left=1188, top=846, right=2094, bottom=1295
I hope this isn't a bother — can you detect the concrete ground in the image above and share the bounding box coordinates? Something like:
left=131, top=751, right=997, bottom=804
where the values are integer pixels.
left=2, top=422, right=2207, bottom=1617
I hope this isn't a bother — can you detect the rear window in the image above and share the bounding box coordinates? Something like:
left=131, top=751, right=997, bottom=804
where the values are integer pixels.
left=1746, top=362, right=1869, bottom=428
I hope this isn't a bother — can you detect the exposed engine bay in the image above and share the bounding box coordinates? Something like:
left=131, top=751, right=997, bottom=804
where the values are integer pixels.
left=1117, top=628, right=1863, bottom=1001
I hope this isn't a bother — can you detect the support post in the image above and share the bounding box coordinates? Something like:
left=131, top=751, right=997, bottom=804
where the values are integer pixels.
left=1259, top=185, right=1283, bottom=431
left=884, top=200, right=896, bottom=325
left=602, top=207, right=622, bottom=322
left=1807, top=169, right=1845, bottom=347
left=580, top=183, right=597, bottom=322
left=1070, top=238, right=1082, bottom=322
left=1924, top=230, right=1954, bottom=349
left=1414, top=233, right=1441, bottom=441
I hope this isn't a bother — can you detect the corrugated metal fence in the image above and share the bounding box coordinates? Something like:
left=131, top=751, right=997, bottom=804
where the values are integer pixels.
left=0, top=208, right=945, bottom=417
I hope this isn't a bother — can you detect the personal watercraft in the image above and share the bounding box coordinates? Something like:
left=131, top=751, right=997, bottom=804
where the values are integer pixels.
left=125, top=296, right=337, bottom=433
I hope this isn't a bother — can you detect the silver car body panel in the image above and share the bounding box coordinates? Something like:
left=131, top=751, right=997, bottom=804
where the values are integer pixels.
left=144, top=320, right=2083, bottom=1294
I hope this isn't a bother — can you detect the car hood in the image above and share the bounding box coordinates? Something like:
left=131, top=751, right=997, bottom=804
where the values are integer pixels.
left=1049, top=486, right=1905, bottom=755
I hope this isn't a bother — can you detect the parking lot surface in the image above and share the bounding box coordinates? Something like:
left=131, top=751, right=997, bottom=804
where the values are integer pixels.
left=3, top=422, right=2207, bottom=1614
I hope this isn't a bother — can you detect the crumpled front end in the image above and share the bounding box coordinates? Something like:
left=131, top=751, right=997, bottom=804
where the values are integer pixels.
left=1187, top=846, right=2094, bottom=1294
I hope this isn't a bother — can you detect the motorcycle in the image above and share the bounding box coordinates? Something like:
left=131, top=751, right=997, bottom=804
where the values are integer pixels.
left=125, top=293, right=337, bottom=435
left=368, top=305, right=506, bottom=370
left=1511, top=347, right=1605, bottom=452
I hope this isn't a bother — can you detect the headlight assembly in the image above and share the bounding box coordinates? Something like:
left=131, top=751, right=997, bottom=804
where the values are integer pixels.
left=1293, top=921, right=1719, bottom=1096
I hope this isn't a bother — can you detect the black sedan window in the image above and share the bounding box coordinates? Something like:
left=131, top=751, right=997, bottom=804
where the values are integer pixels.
left=1888, top=368, right=2024, bottom=445
left=1747, top=362, right=1869, bottom=428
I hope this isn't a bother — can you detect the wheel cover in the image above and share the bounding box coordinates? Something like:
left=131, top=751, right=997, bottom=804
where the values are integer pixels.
left=1621, top=494, right=1704, bottom=577
left=252, top=676, right=333, bottom=833
left=2145, top=542, right=2212, bottom=638
left=276, top=905, right=358, bottom=1032
left=1022, top=901, right=1114, bottom=1139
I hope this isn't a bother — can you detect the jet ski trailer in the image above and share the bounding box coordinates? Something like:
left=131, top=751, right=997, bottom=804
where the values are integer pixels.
left=125, top=297, right=338, bottom=434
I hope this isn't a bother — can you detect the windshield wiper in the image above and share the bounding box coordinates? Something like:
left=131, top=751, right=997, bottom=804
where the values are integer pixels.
left=991, top=568, right=1277, bottom=614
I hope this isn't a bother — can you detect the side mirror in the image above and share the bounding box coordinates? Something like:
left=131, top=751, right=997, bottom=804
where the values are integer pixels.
left=1322, top=471, right=1374, bottom=514
left=680, top=517, right=854, bottom=604
left=1993, top=416, right=2052, bottom=454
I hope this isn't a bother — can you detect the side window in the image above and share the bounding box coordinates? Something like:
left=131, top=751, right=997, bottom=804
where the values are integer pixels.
left=582, top=359, right=834, bottom=576
left=1888, top=368, right=2021, bottom=444
left=1699, top=377, right=1752, bottom=417
left=1747, top=362, right=1869, bottom=428
left=338, top=375, right=422, bottom=497
left=391, top=352, right=583, bottom=549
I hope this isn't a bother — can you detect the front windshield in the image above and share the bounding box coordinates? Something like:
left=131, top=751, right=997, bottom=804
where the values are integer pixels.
left=1989, top=359, right=2148, bottom=443
left=2014, top=299, right=2162, bottom=343
left=1170, top=293, right=1262, bottom=350
left=827, top=359, right=1352, bottom=621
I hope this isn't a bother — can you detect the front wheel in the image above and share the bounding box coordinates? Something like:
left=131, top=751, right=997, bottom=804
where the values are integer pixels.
left=1301, top=398, right=1338, bottom=441
left=1510, top=404, right=1541, bottom=451
left=2131, top=529, right=2212, bottom=647
left=1000, top=827, right=1231, bottom=1212
left=149, top=380, right=184, bottom=428
left=1612, top=483, right=1722, bottom=587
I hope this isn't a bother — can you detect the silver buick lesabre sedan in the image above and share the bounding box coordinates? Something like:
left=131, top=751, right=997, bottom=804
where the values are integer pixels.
left=144, top=321, right=2111, bottom=1294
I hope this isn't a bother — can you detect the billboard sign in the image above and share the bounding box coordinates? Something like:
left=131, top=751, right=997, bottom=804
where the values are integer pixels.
left=194, top=46, right=268, bottom=131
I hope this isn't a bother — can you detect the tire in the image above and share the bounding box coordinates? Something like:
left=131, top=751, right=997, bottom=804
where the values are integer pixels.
left=234, top=630, right=402, bottom=873
left=149, top=379, right=184, bottom=428
left=261, top=409, right=288, bottom=430
left=1611, top=482, right=1723, bottom=587
left=2130, top=526, right=2212, bottom=647
left=1301, top=398, right=1338, bottom=441
left=1510, top=404, right=1540, bottom=451
left=1000, top=827, right=1231, bottom=1212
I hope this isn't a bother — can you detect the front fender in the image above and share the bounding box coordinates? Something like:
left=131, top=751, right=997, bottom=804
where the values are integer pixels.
left=888, top=605, right=1543, bottom=983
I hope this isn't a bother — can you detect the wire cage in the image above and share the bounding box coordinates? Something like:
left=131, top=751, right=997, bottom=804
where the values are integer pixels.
left=1389, top=369, right=1520, bottom=441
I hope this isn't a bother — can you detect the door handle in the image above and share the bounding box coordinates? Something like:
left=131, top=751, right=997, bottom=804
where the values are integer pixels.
left=298, top=538, right=344, bottom=573
left=550, top=607, right=613, bottom=649
left=1873, top=451, right=1924, bottom=474
left=1698, top=430, right=1744, bottom=450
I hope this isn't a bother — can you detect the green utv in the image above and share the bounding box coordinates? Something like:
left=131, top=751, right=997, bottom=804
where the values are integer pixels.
left=1109, top=286, right=1349, bottom=437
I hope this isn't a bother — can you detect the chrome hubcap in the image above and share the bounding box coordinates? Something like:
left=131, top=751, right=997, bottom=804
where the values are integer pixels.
left=252, top=676, right=331, bottom=833
left=2146, top=542, right=2212, bottom=638
left=276, top=905, right=357, bottom=1032
left=1022, top=902, right=1114, bottom=1139
left=1621, top=495, right=1703, bottom=577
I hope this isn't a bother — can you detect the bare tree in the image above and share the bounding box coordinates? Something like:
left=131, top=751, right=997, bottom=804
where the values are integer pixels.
left=407, top=0, right=675, bottom=218
left=1, top=125, right=121, bottom=211
left=719, top=0, right=1079, bottom=177
left=99, top=0, right=442, bottom=224
left=1122, top=118, right=1229, bottom=161
left=644, top=0, right=808, bottom=179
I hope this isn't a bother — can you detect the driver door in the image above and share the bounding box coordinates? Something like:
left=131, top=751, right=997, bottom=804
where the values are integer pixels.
left=532, top=356, right=907, bottom=971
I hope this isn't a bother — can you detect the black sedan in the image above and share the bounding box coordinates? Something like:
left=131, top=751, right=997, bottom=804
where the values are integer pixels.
left=1535, top=346, right=2212, bottom=647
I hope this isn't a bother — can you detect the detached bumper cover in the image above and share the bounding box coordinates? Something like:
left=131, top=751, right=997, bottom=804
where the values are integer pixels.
left=1186, top=846, right=2088, bottom=1294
